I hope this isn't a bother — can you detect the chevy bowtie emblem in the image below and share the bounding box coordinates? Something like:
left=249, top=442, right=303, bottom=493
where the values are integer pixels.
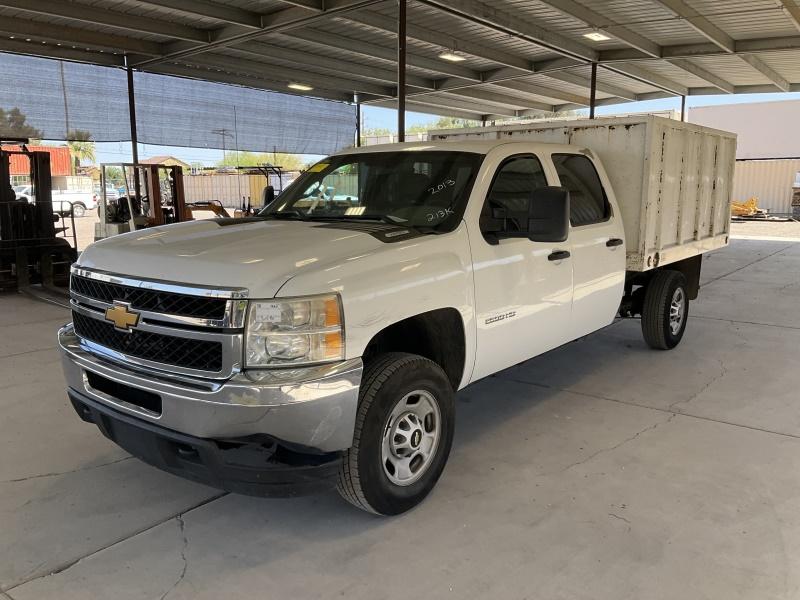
left=105, top=301, right=141, bottom=332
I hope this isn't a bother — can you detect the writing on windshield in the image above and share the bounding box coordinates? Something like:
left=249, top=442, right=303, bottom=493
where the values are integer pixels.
left=264, top=150, right=483, bottom=231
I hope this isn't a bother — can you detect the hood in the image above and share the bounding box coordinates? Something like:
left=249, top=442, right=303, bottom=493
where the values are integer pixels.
left=78, top=218, right=405, bottom=298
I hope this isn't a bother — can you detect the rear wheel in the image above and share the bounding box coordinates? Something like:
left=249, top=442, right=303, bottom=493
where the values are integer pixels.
left=337, top=353, right=455, bottom=515
left=72, top=203, right=86, bottom=218
left=641, top=270, right=688, bottom=350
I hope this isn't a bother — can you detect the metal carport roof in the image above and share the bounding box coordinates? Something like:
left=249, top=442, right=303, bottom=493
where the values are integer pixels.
left=1, top=0, right=800, bottom=120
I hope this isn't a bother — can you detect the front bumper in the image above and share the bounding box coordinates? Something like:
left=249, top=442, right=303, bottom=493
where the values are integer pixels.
left=68, top=390, right=343, bottom=496
left=58, top=324, right=362, bottom=454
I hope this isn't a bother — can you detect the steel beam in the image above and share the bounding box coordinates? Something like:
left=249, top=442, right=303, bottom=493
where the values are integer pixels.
left=346, top=10, right=533, bottom=71
left=398, top=0, right=407, bottom=142
left=535, top=0, right=660, bottom=58
left=125, top=58, right=139, bottom=165
left=651, top=0, right=735, bottom=53
left=230, top=42, right=435, bottom=89
left=666, top=58, right=734, bottom=93
left=487, top=78, right=590, bottom=106
left=369, top=99, right=487, bottom=121
left=738, top=54, right=790, bottom=91
left=602, top=35, right=800, bottom=61
left=778, top=0, right=800, bottom=32
left=418, top=0, right=597, bottom=62
left=389, top=94, right=518, bottom=117
left=283, top=28, right=482, bottom=80
left=355, top=93, right=361, bottom=147
left=147, top=63, right=353, bottom=102
left=0, top=39, right=124, bottom=65
left=134, top=0, right=383, bottom=68
left=589, top=62, right=597, bottom=118
left=401, top=1, right=686, bottom=102
left=178, top=53, right=394, bottom=96
left=132, top=0, right=263, bottom=28
left=280, top=0, right=325, bottom=10
left=532, top=0, right=746, bottom=94
left=0, top=0, right=208, bottom=42
left=441, top=88, right=552, bottom=111
left=542, top=70, right=639, bottom=101
left=0, top=16, right=163, bottom=55
left=604, top=63, right=688, bottom=95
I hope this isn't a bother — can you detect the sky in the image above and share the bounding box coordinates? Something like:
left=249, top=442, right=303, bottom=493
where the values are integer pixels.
left=91, top=91, right=800, bottom=167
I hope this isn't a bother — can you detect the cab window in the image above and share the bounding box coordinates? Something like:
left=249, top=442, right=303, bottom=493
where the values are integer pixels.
left=552, top=153, right=610, bottom=226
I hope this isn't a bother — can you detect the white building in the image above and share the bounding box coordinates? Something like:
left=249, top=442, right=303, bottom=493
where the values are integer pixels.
left=690, top=100, right=800, bottom=214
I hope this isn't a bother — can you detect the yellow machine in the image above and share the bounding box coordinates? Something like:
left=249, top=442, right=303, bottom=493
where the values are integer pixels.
left=731, top=197, right=767, bottom=217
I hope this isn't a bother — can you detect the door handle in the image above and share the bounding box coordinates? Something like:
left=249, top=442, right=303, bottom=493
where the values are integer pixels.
left=548, top=250, right=571, bottom=261
left=606, top=238, right=623, bottom=247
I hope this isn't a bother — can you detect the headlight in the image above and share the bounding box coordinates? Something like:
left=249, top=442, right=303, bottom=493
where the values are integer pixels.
left=245, top=294, right=344, bottom=367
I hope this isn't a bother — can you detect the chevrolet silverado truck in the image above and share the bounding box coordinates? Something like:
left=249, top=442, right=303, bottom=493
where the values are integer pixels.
left=59, top=116, right=736, bottom=515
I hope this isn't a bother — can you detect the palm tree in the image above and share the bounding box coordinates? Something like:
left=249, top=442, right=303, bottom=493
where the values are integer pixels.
left=66, top=129, right=96, bottom=174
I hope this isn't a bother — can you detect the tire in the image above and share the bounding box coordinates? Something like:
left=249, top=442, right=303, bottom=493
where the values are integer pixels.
left=337, top=352, right=455, bottom=515
left=72, top=203, right=86, bottom=218
left=641, top=270, right=688, bottom=350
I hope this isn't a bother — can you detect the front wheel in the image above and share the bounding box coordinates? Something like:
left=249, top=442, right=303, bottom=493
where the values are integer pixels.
left=337, top=353, right=455, bottom=515
left=72, top=203, right=86, bottom=218
left=641, top=270, right=688, bottom=350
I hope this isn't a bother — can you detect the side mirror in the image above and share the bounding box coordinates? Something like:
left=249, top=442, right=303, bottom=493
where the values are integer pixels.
left=527, top=186, right=569, bottom=243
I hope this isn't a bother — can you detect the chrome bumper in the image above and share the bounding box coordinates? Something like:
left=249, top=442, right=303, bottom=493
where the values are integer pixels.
left=58, top=324, right=362, bottom=453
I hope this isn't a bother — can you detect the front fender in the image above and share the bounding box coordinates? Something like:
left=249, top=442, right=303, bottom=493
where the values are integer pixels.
left=276, top=223, right=477, bottom=389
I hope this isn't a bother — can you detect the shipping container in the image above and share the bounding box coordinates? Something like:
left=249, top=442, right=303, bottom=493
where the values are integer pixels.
left=432, top=115, right=737, bottom=271
left=731, top=159, right=800, bottom=215
left=2, top=145, right=72, bottom=177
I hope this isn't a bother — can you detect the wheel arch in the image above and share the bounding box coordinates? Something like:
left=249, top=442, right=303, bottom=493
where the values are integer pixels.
left=361, top=308, right=466, bottom=391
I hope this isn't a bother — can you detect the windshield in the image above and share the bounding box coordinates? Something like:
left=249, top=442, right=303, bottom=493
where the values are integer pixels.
left=261, top=151, right=483, bottom=231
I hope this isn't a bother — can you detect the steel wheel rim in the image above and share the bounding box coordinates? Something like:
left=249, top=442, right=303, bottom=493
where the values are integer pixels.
left=381, top=389, right=441, bottom=487
left=669, top=287, right=685, bottom=335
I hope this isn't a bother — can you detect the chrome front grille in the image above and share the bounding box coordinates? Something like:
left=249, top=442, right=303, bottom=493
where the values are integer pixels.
left=69, top=267, right=248, bottom=379
left=72, top=312, right=223, bottom=372
left=71, top=274, right=227, bottom=320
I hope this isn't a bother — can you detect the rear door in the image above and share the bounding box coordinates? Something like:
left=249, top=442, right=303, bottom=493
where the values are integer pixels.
left=467, top=150, right=574, bottom=381
left=550, top=152, right=625, bottom=339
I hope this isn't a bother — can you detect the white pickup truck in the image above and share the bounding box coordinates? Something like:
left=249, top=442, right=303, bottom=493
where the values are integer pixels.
left=59, top=116, right=735, bottom=515
left=16, top=185, right=97, bottom=217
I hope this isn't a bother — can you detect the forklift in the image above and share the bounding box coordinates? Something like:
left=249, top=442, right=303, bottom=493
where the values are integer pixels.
left=96, top=162, right=190, bottom=240
left=0, top=138, right=77, bottom=290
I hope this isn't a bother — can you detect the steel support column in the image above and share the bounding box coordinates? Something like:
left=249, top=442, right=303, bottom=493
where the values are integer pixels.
left=125, top=56, right=139, bottom=164
left=589, top=62, right=597, bottom=119
left=680, top=95, right=686, bottom=121
left=355, top=94, right=362, bottom=147
left=397, top=0, right=407, bottom=142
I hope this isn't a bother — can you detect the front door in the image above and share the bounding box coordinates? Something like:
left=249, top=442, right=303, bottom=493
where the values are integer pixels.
left=468, top=153, right=574, bottom=382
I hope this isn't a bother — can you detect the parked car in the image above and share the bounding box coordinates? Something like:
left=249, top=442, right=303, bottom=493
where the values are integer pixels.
left=52, top=190, right=97, bottom=218
left=13, top=184, right=31, bottom=202
left=59, top=116, right=735, bottom=515
left=15, top=184, right=96, bottom=217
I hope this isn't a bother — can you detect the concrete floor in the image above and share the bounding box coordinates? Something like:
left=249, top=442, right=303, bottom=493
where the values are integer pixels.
left=3, top=228, right=800, bottom=599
